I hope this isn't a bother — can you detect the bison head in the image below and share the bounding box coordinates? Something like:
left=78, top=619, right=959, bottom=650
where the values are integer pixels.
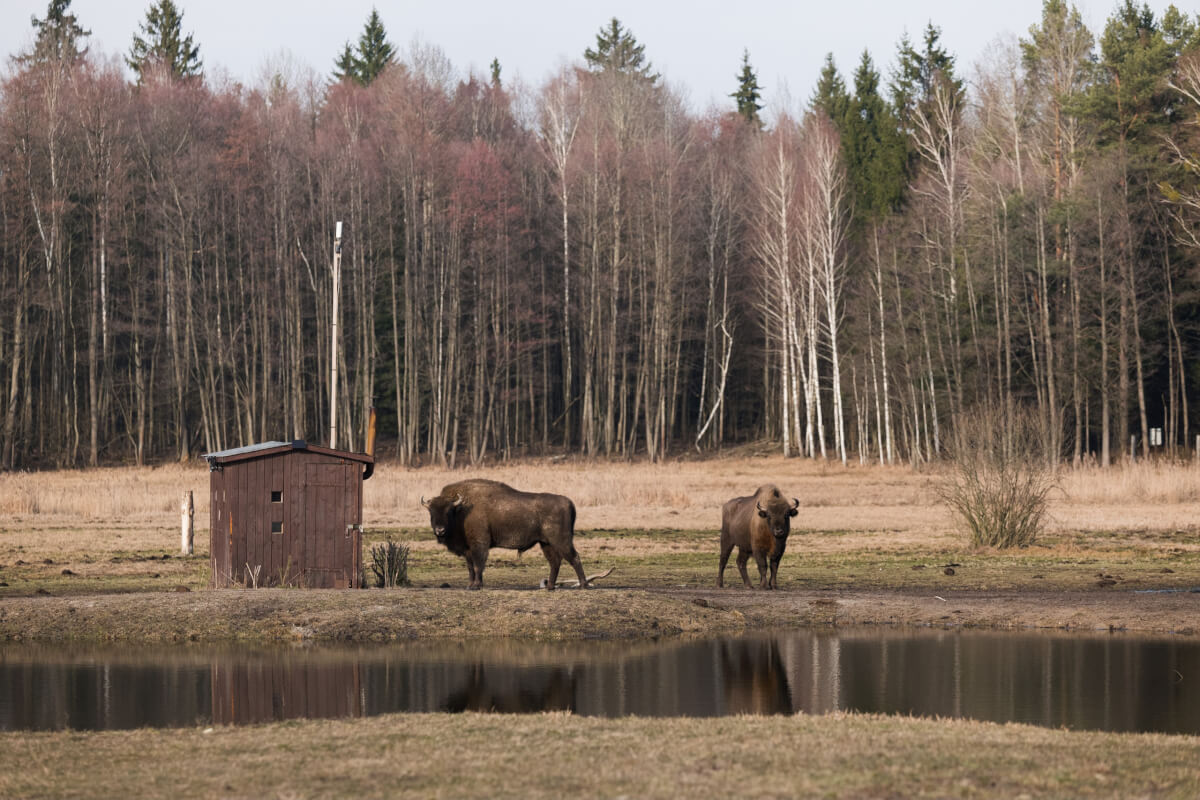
left=422, top=493, right=465, bottom=542
left=756, top=496, right=800, bottom=539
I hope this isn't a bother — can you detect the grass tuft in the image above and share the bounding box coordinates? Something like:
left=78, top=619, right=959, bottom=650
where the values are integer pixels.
left=370, top=537, right=410, bottom=588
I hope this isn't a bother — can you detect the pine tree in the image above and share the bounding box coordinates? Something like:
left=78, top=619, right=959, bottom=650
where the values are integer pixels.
left=21, top=0, right=89, bottom=64
left=584, top=17, right=657, bottom=82
left=127, top=0, right=201, bottom=81
left=731, top=48, right=763, bottom=126
left=1160, top=5, right=1200, bottom=55
left=1088, top=1, right=1174, bottom=146
left=332, top=8, right=395, bottom=86
left=490, top=58, right=502, bottom=89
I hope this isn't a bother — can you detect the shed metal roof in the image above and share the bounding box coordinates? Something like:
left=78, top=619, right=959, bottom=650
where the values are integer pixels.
left=202, top=439, right=374, bottom=468
left=202, top=441, right=294, bottom=460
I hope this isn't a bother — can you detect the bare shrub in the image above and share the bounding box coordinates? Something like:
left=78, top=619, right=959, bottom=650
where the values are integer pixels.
left=370, top=537, right=410, bottom=588
left=938, top=408, right=1055, bottom=549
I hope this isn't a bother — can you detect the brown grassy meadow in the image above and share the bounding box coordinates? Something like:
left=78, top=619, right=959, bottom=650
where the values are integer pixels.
left=3, top=455, right=1199, bottom=550
left=0, top=456, right=1198, bottom=631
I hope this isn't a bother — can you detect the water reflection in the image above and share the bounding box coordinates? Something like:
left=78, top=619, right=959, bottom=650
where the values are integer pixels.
left=1, top=630, right=1198, bottom=733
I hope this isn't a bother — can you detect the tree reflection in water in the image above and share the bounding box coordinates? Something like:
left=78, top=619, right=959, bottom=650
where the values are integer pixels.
left=1, top=630, right=1197, bottom=733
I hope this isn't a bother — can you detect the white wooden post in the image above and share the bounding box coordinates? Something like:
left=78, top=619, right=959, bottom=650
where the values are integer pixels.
left=330, top=220, right=342, bottom=450
left=181, top=490, right=194, bottom=556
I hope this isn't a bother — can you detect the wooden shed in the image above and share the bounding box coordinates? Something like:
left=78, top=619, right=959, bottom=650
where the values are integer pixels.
left=203, top=440, right=375, bottom=589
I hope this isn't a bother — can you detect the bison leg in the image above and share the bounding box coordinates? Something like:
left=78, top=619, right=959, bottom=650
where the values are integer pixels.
left=735, top=549, right=753, bottom=589
left=540, top=543, right=562, bottom=590
left=717, top=537, right=735, bottom=588
left=468, top=546, right=489, bottom=590
left=564, top=547, right=589, bottom=589
left=769, top=554, right=782, bottom=590
left=753, top=550, right=770, bottom=589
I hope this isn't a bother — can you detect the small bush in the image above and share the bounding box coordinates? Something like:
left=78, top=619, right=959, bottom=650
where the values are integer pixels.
left=938, top=408, right=1055, bottom=549
left=370, top=537, right=410, bottom=588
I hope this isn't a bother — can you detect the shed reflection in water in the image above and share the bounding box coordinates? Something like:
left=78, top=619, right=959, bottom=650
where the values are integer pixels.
left=1, top=629, right=1198, bottom=733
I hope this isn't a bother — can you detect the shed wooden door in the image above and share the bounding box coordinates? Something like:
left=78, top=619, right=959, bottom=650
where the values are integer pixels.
left=302, top=461, right=361, bottom=588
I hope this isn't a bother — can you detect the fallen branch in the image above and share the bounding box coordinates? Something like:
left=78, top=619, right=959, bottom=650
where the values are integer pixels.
left=540, top=567, right=614, bottom=589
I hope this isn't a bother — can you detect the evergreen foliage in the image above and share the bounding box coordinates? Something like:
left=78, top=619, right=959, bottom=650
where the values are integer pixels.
left=333, top=8, right=395, bottom=86
left=1088, top=1, right=1175, bottom=146
left=22, top=0, right=89, bottom=64
left=490, top=58, right=502, bottom=88
left=333, top=42, right=357, bottom=83
left=811, top=53, right=850, bottom=125
left=127, top=0, right=201, bottom=81
left=731, top=48, right=763, bottom=127
left=843, top=51, right=908, bottom=219
left=890, top=23, right=964, bottom=132
left=584, top=17, right=657, bottom=82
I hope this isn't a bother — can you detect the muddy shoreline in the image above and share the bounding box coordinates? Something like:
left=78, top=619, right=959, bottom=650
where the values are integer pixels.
left=2, top=586, right=1198, bottom=643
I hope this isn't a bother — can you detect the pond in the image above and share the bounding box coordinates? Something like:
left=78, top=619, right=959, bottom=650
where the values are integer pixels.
left=2, top=628, right=1198, bottom=733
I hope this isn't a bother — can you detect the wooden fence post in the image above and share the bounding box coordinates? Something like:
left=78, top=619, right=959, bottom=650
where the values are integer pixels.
left=181, top=490, right=194, bottom=556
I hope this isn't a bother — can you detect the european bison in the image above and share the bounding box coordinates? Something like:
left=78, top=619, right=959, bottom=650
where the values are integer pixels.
left=717, top=484, right=800, bottom=589
left=422, top=479, right=588, bottom=590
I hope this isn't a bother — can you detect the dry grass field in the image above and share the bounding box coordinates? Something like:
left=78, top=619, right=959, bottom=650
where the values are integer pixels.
left=0, top=455, right=1198, bottom=629
left=3, top=454, right=1199, bottom=547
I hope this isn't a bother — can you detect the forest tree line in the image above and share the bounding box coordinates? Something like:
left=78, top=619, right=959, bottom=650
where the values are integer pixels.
left=2, top=0, right=1200, bottom=469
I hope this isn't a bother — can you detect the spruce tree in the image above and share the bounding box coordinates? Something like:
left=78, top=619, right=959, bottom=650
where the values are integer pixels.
left=127, top=0, right=201, bottom=81
left=844, top=50, right=907, bottom=219
left=22, top=0, right=89, bottom=64
left=890, top=23, right=963, bottom=133
left=490, top=58, right=502, bottom=89
left=355, top=9, right=395, bottom=84
left=331, top=8, right=395, bottom=86
left=889, top=23, right=963, bottom=180
left=811, top=53, right=850, bottom=126
left=333, top=41, right=357, bottom=83
left=731, top=48, right=763, bottom=127
left=584, top=17, right=657, bottom=82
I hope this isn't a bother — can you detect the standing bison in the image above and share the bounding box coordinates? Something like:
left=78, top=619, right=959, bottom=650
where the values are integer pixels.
left=717, top=484, right=800, bottom=589
left=422, top=479, right=589, bottom=590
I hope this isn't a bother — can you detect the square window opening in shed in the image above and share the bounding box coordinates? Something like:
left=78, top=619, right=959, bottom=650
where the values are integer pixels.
left=271, top=520, right=283, bottom=534
left=271, top=490, right=282, bottom=503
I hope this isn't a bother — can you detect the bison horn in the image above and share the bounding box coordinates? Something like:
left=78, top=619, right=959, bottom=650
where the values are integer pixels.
left=452, top=493, right=465, bottom=507
left=420, top=495, right=429, bottom=508
left=790, top=497, right=800, bottom=510
left=756, top=500, right=766, bottom=513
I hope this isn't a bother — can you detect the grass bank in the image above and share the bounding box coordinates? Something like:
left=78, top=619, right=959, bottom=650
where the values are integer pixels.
left=2, top=585, right=1199, bottom=643
left=2, top=711, right=1197, bottom=799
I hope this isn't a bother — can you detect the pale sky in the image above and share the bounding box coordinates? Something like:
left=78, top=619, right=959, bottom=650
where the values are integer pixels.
left=0, top=0, right=1175, bottom=110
